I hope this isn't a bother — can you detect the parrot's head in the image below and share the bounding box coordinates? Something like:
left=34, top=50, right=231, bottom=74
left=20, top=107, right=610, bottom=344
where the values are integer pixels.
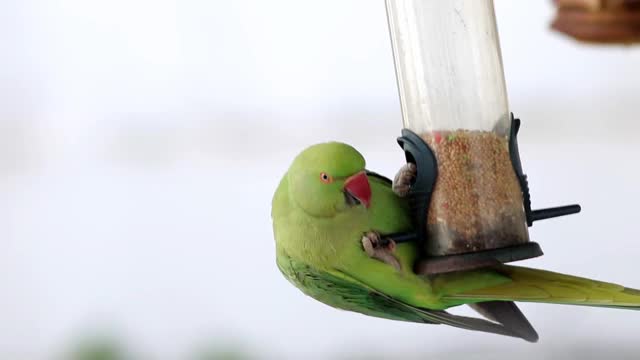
left=287, top=142, right=371, bottom=218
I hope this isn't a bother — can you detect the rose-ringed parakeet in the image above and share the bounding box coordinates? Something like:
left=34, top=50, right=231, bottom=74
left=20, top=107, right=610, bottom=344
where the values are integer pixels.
left=271, top=142, right=640, bottom=342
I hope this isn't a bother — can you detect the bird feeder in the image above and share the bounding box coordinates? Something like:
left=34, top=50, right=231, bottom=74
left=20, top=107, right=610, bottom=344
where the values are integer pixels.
left=385, top=0, right=581, bottom=274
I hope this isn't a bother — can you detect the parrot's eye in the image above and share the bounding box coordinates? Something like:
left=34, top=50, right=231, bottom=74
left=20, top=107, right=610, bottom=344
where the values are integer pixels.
left=320, top=172, right=333, bottom=184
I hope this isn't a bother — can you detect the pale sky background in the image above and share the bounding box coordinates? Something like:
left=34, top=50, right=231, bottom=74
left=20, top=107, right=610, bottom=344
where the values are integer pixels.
left=2, top=0, right=640, bottom=359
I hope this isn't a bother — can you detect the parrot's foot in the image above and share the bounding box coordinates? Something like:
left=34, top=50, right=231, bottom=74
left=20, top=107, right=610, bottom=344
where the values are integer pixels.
left=362, top=231, right=401, bottom=271
left=392, top=162, right=416, bottom=197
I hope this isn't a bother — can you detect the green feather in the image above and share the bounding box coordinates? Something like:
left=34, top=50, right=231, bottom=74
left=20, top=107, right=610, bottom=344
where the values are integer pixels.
left=276, top=248, right=529, bottom=339
left=442, top=265, right=640, bottom=308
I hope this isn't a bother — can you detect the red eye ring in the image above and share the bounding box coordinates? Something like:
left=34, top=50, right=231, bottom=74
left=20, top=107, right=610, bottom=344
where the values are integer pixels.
left=320, top=172, right=333, bottom=184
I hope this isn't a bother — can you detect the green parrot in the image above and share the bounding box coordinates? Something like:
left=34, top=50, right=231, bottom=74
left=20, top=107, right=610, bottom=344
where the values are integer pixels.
left=272, top=142, right=640, bottom=342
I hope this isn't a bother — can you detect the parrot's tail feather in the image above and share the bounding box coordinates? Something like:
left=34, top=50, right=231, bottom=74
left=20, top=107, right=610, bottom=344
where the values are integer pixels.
left=445, top=265, right=640, bottom=309
left=412, top=306, right=538, bottom=342
left=469, top=301, right=539, bottom=342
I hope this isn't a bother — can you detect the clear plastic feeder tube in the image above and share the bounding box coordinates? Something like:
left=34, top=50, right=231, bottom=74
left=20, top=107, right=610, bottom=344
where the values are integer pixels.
left=386, top=0, right=511, bottom=134
left=386, top=0, right=530, bottom=255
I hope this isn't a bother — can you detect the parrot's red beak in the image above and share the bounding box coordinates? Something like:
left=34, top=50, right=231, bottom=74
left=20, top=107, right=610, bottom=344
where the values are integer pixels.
left=344, top=171, right=371, bottom=208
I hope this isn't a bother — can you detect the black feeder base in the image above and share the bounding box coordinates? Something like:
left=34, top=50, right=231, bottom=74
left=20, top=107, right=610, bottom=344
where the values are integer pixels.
left=415, top=242, right=543, bottom=275
left=395, top=114, right=580, bottom=275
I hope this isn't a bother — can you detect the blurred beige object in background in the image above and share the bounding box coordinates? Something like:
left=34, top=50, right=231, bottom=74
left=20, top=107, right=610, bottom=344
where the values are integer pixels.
left=552, top=0, right=640, bottom=43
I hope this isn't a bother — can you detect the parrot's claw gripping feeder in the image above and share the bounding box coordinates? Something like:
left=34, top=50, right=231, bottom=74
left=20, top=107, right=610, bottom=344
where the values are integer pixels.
left=385, top=0, right=581, bottom=274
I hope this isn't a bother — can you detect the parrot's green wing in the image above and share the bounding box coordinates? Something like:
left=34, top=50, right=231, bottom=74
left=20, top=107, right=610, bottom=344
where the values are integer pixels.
left=442, top=265, right=640, bottom=309
left=277, top=249, right=534, bottom=340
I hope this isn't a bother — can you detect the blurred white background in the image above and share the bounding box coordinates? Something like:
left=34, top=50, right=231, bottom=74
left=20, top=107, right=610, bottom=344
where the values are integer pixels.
left=2, top=0, right=640, bottom=359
